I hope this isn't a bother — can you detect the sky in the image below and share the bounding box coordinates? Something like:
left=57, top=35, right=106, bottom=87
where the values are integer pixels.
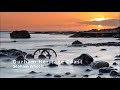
left=0, top=12, right=120, bottom=31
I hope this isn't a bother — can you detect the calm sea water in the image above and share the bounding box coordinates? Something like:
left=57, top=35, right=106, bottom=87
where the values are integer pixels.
left=0, top=32, right=120, bottom=78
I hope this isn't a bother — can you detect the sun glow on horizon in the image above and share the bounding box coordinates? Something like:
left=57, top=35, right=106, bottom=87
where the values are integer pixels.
left=91, top=18, right=108, bottom=21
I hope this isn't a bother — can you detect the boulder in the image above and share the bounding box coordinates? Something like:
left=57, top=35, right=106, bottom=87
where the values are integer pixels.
left=100, top=49, right=106, bottom=51
left=45, top=73, right=52, bottom=76
left=10, top=30, right=30, bottom=39
left=85, top=69, right=91, bottom=72
left=90, top=61, right=109, bottom=69
left=16, top=55, right=28, bottom=64
left=60, top=50, right=67, bottom=52
left=54, top=75, right=61, bottom=78
left=109, top=70, right=118, bottom=76
left=26, top=54, right=34, bottom=59
left=99, top=67, right=112, bottom=73
left=29, top=71, right=37, bottom=74
left=61, top=61, right=68, bottom=65
left=83, top=75, right=89, bottom=77
left=73, top=54, right=94, bottom=65
left=72, top=40, right=83, bottom=46
left=115, top=55, right=120, bottom=58
left=38, top=55, right=46, bottom=59
left=65, top=72, right=71, bottom=75
left=48, top=63, right=58, bottom=67
left=113, top=62, right=118, bottom=65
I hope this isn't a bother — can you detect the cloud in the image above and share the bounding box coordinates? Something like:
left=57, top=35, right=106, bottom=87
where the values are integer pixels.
left=79, top=19, right=120, bottom=26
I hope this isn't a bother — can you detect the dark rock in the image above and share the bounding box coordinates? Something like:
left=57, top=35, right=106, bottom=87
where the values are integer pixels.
left=117, top=38, right=120, bottom=40
left=85, top=69, right=91, bottom=72
left=111, top=69, right=118, bottom=70
left=61, top=61, right=68, bottom=65
left=99, top=67, right=112, bottom=73
left=90, top=61, right=109, bottom=69
left=45, top=73, right=52, bottom=76
left=48, top=63, right=58, bottom=67
left=11, top=40, right=17, bottom=42
left=83, top=75, right=89, bottom=77
left=26, top=54, right=34, bottom=59
left=10, top=30, right=30, bottom=39
left=113, top=62, right=118, bottom=65
left=97, top=76, right=102, bottom=78
left=110, top=70, right=118, bottom=76
left=100, top=49, right=106, bottom=51
left=115, top=55, right=120, bottom=58
left=73, top=54, right=94, bottom=65
left=16, top=55, right=28, bottom=64
left=65, top=72, right=71, bottom=75
left=95, top=56, right=98, bottom=58
left=38, top=55, right=46, bottom=59
left=117, top=74, right=120, bottom=76
left=54, top=75, right=61, bottom=78
left=71, top=75, right=76, bottom=77
left=0, top=53, right=9, bottom=57
left=115, top=59, right=120, bottom=60
left=72, top=40, right=83, bottom=46
left=98, top=73, right=103, bottom=75
left=29, top=71, right=37, bottom=74
left=109, top=66, right=113, bottom=68
left=60, top=50, right=67, bottom=52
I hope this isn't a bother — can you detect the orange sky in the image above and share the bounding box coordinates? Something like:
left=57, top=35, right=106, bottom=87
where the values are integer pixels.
left=0, top=12, right=120, bottom=31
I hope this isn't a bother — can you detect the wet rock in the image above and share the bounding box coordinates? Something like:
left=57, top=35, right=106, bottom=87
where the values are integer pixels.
left=97, top=76, right=102, bottom=78
left=100, top=49, right=106, bottom=51
left=110, top=70, right=118, bottom=76
left=45, top=73, right=52, bottom=76
left=115, top=55, right=120, bottom=58
left=65, top=72, right=71, bottom=75
left=2, top=59, right=11, bottom=62
left=10, top=30, right=30, bottom=39
left=26, top=54, right=34, bottom=59
left=117, top=74, right=120, bottom=76
left=54, top=75, right=61, bottom=78
left=111, top=69, right=117, bottom=70
left=29, top=71, right=37, bottom=74
left=0, top=54, right=9, bottom=58
left=71, top=75, right=76, bottom=77
left=38, top=55, right=46, bottom=59
left=72, top=40, right=83, bottom=46
left=90, top=61, right=109, bottom=69
left=73, top=54, right=94, bottom=65
left=117, top=38, right=120, bottom=40
left=95, top=56, right=98, bottom=58
left=85, top=69, right=91, bottom=72
left=98, top=73, right=103, bottom=75
left=109, top=66, right=113, bottom=68
left=16, top=55, right=28, bottom=64
left=60, top=50, right=67, bottom=52
left=83, top=75, right=89, bottom=77
left=48, top=63, right=58, bottom=67
left=61, top=61, right=68, bottom=65
left=113, top=62, right=118, bottom=65
left=11, top=40, right=17, bottom=42
left=115, top=59, right=120, bottom=60
left=99, top=67, right=112, bottom=73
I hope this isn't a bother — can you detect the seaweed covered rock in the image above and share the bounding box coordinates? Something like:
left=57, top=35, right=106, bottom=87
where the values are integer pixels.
left=90, top=61, right=109, bottom=69
left=73, top=54, right=94, bottom=65
left=10, top=30, right=30, bottom=39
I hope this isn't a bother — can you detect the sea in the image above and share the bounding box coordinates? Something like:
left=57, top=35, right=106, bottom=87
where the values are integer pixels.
left=0, top=31, right=120, bottom=78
